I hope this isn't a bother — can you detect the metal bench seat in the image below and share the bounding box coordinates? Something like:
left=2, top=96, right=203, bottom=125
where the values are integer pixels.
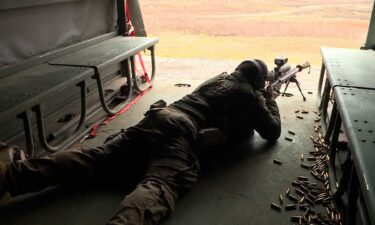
left=320, top=47, right=375, bottom=89
left=317, top=47, right=375, bottom=134
left=50, top=36, right=159, bottom=112
left=0, top=64, right=93, bottom=121
left=0, top=36, right=158, bottom=157
left=50, top=36, right=158, bottom=72
left=0, top=64, right=94, bottom=156
left=326, top=87, right=375, bottom=225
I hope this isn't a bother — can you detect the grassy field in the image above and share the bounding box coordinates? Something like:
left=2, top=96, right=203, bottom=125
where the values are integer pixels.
left=140, top=0, right=373, bottom=66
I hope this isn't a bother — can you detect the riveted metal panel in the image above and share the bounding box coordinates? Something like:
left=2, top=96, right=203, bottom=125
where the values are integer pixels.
left=334, top=87, right=375, bottom=225
left=321, top=47, right=375, bottom=89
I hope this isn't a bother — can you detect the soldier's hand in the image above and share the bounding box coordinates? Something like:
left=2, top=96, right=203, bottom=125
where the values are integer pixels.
left=271, top=90, right=280, bottom=100
left=265, top=86, right=279, bottom=100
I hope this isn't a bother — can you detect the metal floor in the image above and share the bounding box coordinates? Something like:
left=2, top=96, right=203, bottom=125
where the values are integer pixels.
left=0, top=58, right=321, bottom=225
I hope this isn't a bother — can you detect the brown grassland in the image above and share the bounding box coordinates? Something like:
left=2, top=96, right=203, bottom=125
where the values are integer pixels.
left=140, top=0, right=373, bottom=66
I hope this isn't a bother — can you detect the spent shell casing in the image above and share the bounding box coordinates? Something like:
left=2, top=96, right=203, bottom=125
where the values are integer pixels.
left=273, top=159, right=282, bottom=165
left=295, top=110, right=300, bottom=113
left=288, top=130, right=296, bottom=135
left=300, top=185, right=309, bottom=193
left=316, top=176, right=326, bottom=182
left=301, top=154, right=304, bottom=161
left=284, top=137, right=293, bottom=142
left=285, top=204, right=297, bottom=210
left=305, top=197, right=315, bottom=206
left=305, top=208, right=312, bottom=216
left=279, top=194, right=283, bottom=204
left=295, top=189, right=305, bottom=196
left=270, top=203, right=281, bottom=211
left=309, top=208, right=318, bottom=215
left=310, top=151, right=321, bottom=156
left=302, top=109, right=309, bottom=114
left=307, top=193, right=316, bottom=200
left=291, top=216, right=303, bottom=222
left=297, top=176, right=308, bottom=181
left=292, top=181, right=301, bottom=187
left=299, top=204, right=309, bottom=210
left=286, top=188, right=290, bottom=196
left=297, top=116, right=304, bottom=119
left=325, top=207, right=330, bottom=215
left=300, top=163, right=310, bottom=169
left=314, top=197, right=324, bottom=204
left=288, top=194, right=299, bottom=203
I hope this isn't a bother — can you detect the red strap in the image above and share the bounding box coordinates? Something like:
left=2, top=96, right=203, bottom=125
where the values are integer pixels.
left=125, top=1, right=149, bottom=81
left=88, top=87, right=152, bottom=138
left=86, top=2, right=153, bottom=139
left=125, top=1, right=135, bottom=36
left=137, top=52, right=150, bottom=82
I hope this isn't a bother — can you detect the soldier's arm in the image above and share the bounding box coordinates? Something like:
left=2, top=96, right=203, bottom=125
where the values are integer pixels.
left=253, top=93, right=281, bottom=142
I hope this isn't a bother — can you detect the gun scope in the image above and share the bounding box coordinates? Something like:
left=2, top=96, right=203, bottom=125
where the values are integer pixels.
left=274, top=56, right=288, bottom=67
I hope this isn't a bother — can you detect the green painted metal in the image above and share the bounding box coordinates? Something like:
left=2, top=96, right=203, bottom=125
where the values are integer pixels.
left=320, top=47, right=375, bottom=89
left=0, top=0, right=79, bottom=10
left=49, top=37, right=158, bottom=72
left=365, top=2, right=375, bottom=50
left=334, top=87, right=375, bottom=225
left=0, top=64, right=93, bottom=120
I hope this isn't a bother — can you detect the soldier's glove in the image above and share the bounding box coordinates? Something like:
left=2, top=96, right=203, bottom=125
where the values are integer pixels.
left=265, top=86, right=280, bottom=100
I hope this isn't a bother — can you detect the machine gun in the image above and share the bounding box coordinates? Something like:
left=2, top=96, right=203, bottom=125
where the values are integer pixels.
left=265, top=56, right=310, bottom=101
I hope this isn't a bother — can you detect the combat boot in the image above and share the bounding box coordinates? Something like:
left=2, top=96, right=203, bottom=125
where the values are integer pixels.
left=0, top=161, right=6, bottom=200
left=0, top=142, right=26, bottom=162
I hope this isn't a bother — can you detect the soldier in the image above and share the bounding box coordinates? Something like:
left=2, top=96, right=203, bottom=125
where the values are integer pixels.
left=0, top=59, right=281, bottom=225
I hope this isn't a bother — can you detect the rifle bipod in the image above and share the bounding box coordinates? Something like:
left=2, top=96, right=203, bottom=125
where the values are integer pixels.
left=281, top=76, right=306, bottom=102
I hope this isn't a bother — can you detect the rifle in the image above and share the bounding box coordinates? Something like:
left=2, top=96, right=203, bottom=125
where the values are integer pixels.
left=265, top=57, right=310, bottom=101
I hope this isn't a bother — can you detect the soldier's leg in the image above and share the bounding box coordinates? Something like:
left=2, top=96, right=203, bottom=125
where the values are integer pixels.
left=2, top=131, right=141, bottom=196
left=107, top=138, right=199, bottom=225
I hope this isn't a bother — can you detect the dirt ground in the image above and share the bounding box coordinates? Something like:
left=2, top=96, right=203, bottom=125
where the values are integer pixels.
left=139, top=0, right=373, bottom=67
